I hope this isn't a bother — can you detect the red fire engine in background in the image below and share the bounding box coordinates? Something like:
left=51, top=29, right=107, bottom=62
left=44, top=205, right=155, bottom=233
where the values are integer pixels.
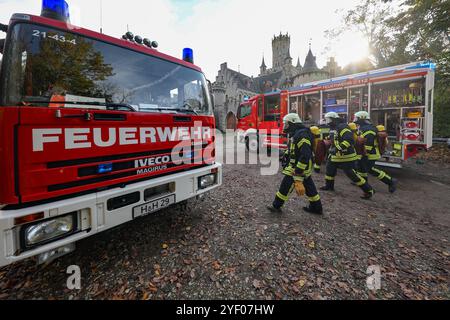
left=237, top=62, right=435, bottom=167
left=0, top=1, right=222, bottom=267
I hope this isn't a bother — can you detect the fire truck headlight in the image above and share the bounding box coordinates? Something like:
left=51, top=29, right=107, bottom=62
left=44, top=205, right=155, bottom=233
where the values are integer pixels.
left=198, top=174, right=216, bottom=190
left=23, top=213, right=76, bottom=247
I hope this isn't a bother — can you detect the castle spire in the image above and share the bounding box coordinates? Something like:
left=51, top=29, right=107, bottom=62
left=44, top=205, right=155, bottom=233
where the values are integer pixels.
left=260, top=55, right=267, bottom=68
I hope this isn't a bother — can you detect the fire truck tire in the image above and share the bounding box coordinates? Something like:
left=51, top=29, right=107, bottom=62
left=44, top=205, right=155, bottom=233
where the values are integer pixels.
left=246, top=135, right=259, bottom=153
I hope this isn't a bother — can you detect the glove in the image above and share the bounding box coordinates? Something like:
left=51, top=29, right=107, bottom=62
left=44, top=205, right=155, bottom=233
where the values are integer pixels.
left=294, top=181, right=306, bottom=196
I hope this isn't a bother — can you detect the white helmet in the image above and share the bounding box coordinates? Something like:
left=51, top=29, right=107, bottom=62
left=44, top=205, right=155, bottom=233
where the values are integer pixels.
left=354, top=111, right=370, bottom=122
left=283, top=113, right=302, bottom=124
left=324, top=112, right=340, bottom=125
left=283, top=113, right=302, bottom=132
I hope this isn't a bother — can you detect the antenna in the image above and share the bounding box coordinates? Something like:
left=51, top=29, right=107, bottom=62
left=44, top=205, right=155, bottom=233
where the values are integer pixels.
left=99, top=0, right=103, bottom=34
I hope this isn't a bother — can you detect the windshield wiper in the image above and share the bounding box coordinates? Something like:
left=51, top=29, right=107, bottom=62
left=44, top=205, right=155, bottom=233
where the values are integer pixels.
left=22, top=99, right=136, bottom=112
left=144, top=107, right=199, bottom=116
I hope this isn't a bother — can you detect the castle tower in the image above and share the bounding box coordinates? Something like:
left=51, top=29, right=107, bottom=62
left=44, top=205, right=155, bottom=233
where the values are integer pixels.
left=272, top=32, right=292, bottom=72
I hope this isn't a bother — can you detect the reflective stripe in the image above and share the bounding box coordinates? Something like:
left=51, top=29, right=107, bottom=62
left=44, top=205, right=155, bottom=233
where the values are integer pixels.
left=341, top=140, right=351, bottom=148
left=356, top=178, right=366, bottom=186
left=373, top=167, right=386, bottom=180
left=358, top=172, right=369, bottom=177
left=362, top=130, right=376, bottom=138
left=340, top=128, right=352, bottom=137
left=308, top=194, right=321, bottom=202
left=334, top=139, right=343, bottom=151
left=368, top=153, right=381, bottom=160
left=331, top=154, right=359, bottom=162
left=276, top=192, right=289, bottom=201
left=297, top=162, right=307, bottom=170
left=325, top=175, right=335, bottom=181
left=283, top=166, right=295, bottom=176
left=314, top=164, right=321, bottom=169
left=297, top=139, right=311, bottom=148
left=365, top=146, right=374, bottom=151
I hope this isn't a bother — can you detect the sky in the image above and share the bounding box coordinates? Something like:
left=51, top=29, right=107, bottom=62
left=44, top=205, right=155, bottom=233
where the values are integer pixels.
left=0, top=0, right=369, bottom=80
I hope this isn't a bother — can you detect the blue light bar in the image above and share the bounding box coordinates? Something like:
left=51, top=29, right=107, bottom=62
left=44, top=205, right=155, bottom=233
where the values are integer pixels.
left=41, top=0, right=70, bottom=22
left=97, top=163, right=113, bottom=174
left=406, top=61, right=436, bottom=70
left=183, top=48, right=194, bottom=64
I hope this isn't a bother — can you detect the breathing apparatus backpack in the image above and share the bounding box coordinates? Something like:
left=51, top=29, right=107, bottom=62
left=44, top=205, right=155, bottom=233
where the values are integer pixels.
left=311, top=126, right=328, bottom=165
left=376, top=125, right=389, bottom=154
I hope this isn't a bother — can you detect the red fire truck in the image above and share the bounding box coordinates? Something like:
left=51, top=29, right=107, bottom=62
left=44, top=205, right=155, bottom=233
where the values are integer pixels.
left=0, top=1, right=222, bottom=267
left=236, top=90, right=289, bottom=152
left=237, top=62, right=436, bottom=167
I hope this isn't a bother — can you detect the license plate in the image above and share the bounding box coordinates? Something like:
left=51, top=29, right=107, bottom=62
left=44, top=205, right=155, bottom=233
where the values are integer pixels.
left=133, top=194, right=176, bottom=218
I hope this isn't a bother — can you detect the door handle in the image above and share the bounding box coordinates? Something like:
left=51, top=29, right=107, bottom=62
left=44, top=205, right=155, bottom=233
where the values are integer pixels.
left=55, top=110, right=92, bottom=121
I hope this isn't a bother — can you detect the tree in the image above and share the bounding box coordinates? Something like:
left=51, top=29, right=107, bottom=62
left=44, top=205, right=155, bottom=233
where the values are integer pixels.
left=31, top=35, right=114, bottom=98
left=328, top=0, right=450, bottom=136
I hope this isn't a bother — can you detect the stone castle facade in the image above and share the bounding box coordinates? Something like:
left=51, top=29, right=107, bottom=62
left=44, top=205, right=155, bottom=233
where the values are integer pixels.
left=212, top=33, right=341, bottom=131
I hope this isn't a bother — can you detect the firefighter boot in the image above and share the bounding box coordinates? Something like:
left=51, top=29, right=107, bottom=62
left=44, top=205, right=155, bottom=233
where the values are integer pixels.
left=388, top=178, right=398, bottom=194
left=267, top=205, right=282, bottom=214
left=320, top=180, right=335, bottom=192
left=303, top=201, right=323, bottom=215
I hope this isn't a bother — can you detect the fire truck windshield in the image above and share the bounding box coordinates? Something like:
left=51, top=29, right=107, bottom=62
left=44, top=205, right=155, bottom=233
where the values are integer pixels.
left=0, top=23, right=212, bottom=115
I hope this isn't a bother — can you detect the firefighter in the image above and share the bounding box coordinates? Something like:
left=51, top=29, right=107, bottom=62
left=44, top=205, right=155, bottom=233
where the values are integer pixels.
left=268, top=114, right=323, bottom=215
left=354, top=111, right=398, bottom=193
left=320, top=112, right=375, bottom=200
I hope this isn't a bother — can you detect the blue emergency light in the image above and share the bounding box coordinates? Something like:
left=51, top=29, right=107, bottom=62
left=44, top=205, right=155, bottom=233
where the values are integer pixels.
left=41, top=0, right=70, bottom=22
left=97, top=163, right=113, bottom=174
left=183, top=48, right=194, bottom=64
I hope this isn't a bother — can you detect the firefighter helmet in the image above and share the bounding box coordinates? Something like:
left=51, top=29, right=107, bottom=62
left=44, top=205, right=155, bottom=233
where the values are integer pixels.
left=348, top=122, right=357, bottom=131
left=310, top=126, right=321, bottom=136
left=283, top=113, right=302, bottom=124
left=283, top=113, right=302, bottom=133
left=354, top=111, right=371, bottom=122
left=324, top=112, right=340, bottom=125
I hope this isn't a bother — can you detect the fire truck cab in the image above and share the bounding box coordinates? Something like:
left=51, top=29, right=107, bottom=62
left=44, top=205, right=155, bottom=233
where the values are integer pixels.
left=0, top=1, right=222, bottom=267
left=236, top=91, right=289, bottom=152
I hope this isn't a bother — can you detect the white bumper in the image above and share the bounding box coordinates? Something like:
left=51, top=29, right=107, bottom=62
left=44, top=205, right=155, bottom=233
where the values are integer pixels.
left=0, top=163, right=222, bottom=267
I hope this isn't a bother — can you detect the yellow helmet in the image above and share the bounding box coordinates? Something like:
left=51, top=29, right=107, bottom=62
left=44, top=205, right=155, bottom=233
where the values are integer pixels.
left=310, top=126, right=321, bottom=136
left=377, top=125, right=386, bottom=132
left=348, top=122, right=357, bottom=131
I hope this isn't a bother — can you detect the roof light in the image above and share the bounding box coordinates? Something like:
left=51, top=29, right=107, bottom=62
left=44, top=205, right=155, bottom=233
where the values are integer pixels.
left=183, top=48, right=194, bottom=64
left=41, top=0, right=70, bottom=22
left=134, top=35, right=143, bottom=44
left=126, top=32, right=134, bottom=41
left=143, top=38, right=152, bottom=47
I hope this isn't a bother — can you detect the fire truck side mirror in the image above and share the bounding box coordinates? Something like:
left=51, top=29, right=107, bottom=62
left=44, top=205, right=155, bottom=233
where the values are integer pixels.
left=207, top=80, right=215, bottom=110
left=0, top=39, right=5, bottom=54
left=0, top=23, right=7, bottom=33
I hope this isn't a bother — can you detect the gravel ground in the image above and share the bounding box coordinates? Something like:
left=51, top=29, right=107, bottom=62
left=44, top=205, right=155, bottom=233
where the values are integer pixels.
left=0, top=151, right=449, bottom=300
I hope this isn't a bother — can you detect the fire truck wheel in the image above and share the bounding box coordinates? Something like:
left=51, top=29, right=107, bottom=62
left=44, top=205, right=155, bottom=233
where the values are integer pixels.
left=246, top=136, right=260, bottom=153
